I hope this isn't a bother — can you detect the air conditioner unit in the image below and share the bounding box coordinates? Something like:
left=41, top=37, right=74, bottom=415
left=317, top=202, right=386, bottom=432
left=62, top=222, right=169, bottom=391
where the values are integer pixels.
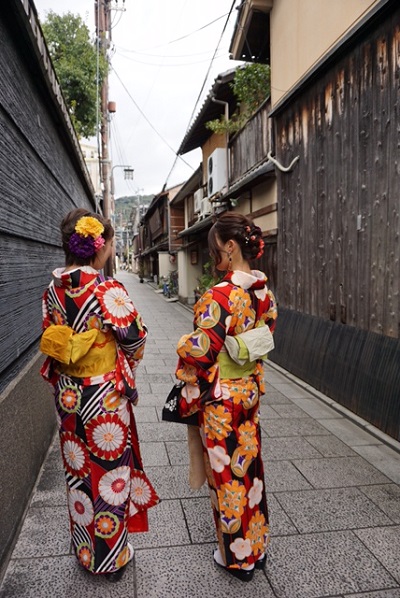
left=200, top=196, right=212, bottom=218
left=193, top=188, right=203, bottom=214
left=207, top=148, right=227, bottom=198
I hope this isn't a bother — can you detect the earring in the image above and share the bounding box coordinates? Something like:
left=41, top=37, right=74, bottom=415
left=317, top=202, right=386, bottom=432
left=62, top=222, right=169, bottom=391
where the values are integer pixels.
left=228, top=252, right=232, bottom=271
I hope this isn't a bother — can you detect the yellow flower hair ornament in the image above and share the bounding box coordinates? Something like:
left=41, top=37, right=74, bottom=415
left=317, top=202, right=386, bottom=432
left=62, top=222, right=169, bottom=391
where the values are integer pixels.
left=69, top=216, right=105, bottom=258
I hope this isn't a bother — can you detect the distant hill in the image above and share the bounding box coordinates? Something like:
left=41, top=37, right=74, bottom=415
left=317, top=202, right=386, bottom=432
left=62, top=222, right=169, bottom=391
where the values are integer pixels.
left=114, top=194, right=154, bottom=227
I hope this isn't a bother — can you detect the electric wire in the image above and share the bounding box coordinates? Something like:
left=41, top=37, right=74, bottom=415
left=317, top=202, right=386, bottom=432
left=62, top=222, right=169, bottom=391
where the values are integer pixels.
left=113, top=67, right=194, bottom=170
left=162, top=0, right=237, bottom=190
left=116, top=50, right=227, bottom=68
left=137, top=12, right=229, bottom=51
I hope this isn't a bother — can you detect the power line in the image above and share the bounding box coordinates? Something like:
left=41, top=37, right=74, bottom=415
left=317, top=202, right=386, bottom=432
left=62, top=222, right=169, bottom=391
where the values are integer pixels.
left=162, top=0, right=238, bottom=190
left=116, top=50, right=228, bottom=68
left=137, top=12, right=229, bottom=51
left=112, top=68, right=194, bottom=170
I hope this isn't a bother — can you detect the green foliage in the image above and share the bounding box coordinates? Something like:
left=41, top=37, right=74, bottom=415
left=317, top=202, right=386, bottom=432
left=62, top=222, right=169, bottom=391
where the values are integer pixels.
left=42, top=11, right=108, bottom=138
left=196, top=261, right=217, bottom=294
left=206, top=63, right=271, bottom=135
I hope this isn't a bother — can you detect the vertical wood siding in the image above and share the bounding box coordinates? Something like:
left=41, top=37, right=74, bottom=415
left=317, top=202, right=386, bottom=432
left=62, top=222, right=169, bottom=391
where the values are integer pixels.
left=276, top=15, right=400, bottom=338
left=0, top=11, right=95, bottom=387
left=271, top=7, right=400, bottom=439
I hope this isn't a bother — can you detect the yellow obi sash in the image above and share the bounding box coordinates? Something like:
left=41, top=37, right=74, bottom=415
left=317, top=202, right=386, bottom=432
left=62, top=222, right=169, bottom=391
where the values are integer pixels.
left=217, top=351, right=257, bottom=379
left=40, top=325, right=117, bottom=378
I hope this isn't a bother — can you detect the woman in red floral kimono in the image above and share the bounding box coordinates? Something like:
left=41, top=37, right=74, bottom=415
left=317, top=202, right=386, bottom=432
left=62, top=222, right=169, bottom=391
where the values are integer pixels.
left=176, top=212, right=277, bottom=582
left=40, top=209, right=158, bottom=581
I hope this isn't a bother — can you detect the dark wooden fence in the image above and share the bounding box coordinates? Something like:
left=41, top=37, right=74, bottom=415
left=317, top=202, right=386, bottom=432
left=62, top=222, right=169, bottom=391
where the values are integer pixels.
left=271, top=2, right=400, bottom=440
left=230, top=99, right=272, bottom=181
left=0, top=1, right=96, bottom=579
left=0, top=3, right=95, bottom=389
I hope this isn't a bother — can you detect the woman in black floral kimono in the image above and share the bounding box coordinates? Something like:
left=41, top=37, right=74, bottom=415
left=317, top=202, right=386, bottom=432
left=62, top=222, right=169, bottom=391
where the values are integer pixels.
left=40, top=208, right=159, bottom=581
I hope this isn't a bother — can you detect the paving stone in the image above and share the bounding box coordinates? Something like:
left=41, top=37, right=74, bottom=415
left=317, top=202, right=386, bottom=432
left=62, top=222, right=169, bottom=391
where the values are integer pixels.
left=262, top=436, right=322, bottom=461
left=267, top=530, right=398, bottom=598
left=274, top=487, right=392, bottom=533
left=144, top=365, right=175, bottom=375
left=262, top=418, right=330, bottom=438
left=165, top=440, right=190, bottom=465
left=352, top=444, right=400, bottom=484
left=290, top=397, right=343, bottom=419
left=350, top=591, right=400, bottom=597
left=263, top=390, right=293, bottom=405
left=270, top=404, right=312, bottom=419
left=0, top=555, right=134, bottom=598
left=268, top=382, right=314, bottom=399
left=318, top=418, right=382, bottom=447
left=355, top=526, right=400, bottom=583
left=135, top=544, right=275, bottom=598
left=305, top=434, right=357, bottom=457
left=136, top=372, right=174, bottom=384
left=265, top=460, right=312, bottom=492
left=30, top=470, right=67, bottom=508
left=267, top=493, right=299, bottom=536
left=129, top=499, right=190, bottom=549
left=145, top=465, right=208, bottom=499
left=293, top=456, right=391, bottom=488
left=259, top=404, right=282, bottom=419
left=181, top=496, right=216, bottom=543
left=150, top=381, right=177, bottom=395
left=137, top=421, right=187, bottom=442
left=11, top=507, right=70, bottom=558
left=359, top=484, right=400, bottom=524
left=132, top=406, right=159, bottom=422
left=140, top=442, right=169, bottom=467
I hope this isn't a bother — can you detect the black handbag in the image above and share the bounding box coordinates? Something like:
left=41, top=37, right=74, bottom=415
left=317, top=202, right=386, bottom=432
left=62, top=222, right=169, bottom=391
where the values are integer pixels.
left=162, top=383, right=198, bottom=425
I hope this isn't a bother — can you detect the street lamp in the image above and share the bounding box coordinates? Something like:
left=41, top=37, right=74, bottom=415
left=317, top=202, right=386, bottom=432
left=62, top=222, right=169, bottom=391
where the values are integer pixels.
left=110, top=164, right=134, bottom=195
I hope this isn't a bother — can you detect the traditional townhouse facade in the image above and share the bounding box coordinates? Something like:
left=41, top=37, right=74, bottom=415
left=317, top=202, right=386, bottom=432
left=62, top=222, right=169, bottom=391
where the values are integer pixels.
left=176, top=66, right=278, bottom=304
left=230, top=0, right=400, bottom=440
left=135, top=183, right=182, bottom=285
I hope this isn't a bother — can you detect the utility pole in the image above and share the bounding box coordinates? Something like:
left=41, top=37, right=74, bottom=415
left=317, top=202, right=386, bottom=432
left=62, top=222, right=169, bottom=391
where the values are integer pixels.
left=95, top=0, right=113, bottom=276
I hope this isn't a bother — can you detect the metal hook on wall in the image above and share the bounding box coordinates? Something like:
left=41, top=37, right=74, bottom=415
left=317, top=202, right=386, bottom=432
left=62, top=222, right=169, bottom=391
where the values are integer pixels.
left=267, top=151, right=300, bottom=172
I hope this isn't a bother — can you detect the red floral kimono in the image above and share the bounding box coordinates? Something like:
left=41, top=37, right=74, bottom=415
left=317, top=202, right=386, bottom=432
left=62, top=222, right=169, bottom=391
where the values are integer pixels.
left=40, top=266, right=159, bottom=574
left=176, top=270, right=277, bottom=571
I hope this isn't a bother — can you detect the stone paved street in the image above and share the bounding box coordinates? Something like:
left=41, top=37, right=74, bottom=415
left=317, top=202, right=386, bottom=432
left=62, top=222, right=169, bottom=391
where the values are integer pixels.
left=1, top=272, right=400, bottom=598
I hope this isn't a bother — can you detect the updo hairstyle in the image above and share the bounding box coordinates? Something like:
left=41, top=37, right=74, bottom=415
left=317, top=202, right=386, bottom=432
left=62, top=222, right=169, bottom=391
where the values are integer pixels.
left=208, top=212, right=264, bottom=269
left=61, top=208, right=114, bottom=266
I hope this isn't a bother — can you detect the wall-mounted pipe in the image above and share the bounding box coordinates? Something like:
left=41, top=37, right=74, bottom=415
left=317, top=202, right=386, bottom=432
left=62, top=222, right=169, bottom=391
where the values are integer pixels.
left=267, top=151, right=299, bottom=172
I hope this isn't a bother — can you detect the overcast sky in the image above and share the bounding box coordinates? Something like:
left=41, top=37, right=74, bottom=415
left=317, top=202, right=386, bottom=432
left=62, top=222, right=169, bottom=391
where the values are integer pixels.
left=33, top=0, right=243, bottom=197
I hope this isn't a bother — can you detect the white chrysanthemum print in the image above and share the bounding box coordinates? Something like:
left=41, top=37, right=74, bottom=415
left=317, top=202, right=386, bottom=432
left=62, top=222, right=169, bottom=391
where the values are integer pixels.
left=248, top=477, right=263, bottom=509
left=98, top=466, right=130, bottom=506
left=131, top=476, right=152, bottom=505
left=103, top=286, right=133, bottom=320
left=86, top=413, right=128, bottom=460
left=230, top=537, right=252, bottom=560
left=117, top=401, right=131, bottom=426
left=92, top=420, right=125, bottom=452
left=208, top=445, right=230, bottom=473
left=68, top=489, right=94, bottom=526
left=62, top=438, right=86, bottom=473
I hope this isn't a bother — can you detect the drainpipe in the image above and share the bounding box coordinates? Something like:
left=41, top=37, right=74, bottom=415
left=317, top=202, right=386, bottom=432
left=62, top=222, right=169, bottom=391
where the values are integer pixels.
left=211, top=96, right=229, bottom=194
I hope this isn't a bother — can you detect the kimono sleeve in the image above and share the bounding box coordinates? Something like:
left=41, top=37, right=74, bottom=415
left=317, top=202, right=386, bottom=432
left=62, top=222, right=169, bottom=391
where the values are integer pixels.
left=94, top=279, right=147, bottom=361
left=176, top=286, right=229, bottom=379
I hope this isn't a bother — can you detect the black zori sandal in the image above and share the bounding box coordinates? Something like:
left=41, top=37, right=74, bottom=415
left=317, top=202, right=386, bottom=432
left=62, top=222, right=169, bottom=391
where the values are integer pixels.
left=213, top=550, right=254, bottom=582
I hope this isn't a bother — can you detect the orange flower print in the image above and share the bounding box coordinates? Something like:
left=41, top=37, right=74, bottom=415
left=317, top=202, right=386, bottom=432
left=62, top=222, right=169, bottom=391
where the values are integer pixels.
left=238, top=421, right=258, bottom=458
left=77, top=542, right=93, bottom=571
left=245, top=510, right=269, bottom=554
left=218, top=480, right=247, bottom=519
left=115, top=545, right=130, bottom=569
left=203, top=404, right=232, bottom=440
